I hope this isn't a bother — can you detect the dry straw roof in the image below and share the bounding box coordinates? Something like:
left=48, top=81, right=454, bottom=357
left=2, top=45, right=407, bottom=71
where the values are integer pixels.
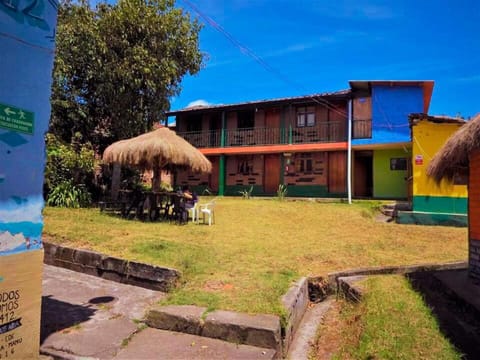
left=103, top=127, right=212, bottom=173
left=427, top=113, right=480, bottom=183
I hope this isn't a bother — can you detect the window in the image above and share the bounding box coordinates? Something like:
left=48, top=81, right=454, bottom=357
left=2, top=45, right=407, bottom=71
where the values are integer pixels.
left=295, top=153, right=313, bottom=173
left=390, top=158, right=407, bottom=171
left=237, top=156, right=254, bottom=175
left=237, top=110, right=255, bottom=129
left=297, top=106, right=315, bottom=127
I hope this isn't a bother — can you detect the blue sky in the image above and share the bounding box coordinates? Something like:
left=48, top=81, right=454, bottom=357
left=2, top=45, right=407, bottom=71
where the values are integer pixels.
left=172, top=0, right=480, bottom=118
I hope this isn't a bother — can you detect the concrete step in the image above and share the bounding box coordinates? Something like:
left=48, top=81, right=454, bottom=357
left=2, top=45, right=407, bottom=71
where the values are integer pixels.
left=113, top=327, right=276, bottom=360
left=145, top=305, right=282, bottom=355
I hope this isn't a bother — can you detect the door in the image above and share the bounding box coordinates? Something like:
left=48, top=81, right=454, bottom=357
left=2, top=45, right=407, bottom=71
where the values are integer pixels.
left=354, top=151, right=373, bottom=197
left=328, top=152, right=347, bottom=193
left=264, top=154, right=281, bottom=194
left=265, top=108, right=281, bottom=144
left=209, top=114, right=222, bottom=147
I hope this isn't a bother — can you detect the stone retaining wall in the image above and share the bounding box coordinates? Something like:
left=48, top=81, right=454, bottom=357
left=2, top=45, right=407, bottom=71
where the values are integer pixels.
left=43, top=242, right=180, bottom=292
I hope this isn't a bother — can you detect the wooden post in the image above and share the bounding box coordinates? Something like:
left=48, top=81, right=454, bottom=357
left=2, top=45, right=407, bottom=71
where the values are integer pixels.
left=152, top=167, right=162, bottom=192
left=111, top=162, right=121, bottom=200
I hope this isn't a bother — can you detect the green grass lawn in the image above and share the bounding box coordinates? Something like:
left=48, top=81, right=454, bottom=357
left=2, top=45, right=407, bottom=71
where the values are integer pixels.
left=43, top=198, right=467, bottom=316
left=323, top=275, right=461, bottom=360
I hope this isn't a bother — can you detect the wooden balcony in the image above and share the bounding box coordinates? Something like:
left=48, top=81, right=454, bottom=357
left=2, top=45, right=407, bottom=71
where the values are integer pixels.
left=177, top=121, right=347, bottom=149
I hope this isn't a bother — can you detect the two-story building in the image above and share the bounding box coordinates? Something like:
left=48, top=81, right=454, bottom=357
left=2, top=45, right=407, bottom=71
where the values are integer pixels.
left=166, top=80, right=434, bottom=199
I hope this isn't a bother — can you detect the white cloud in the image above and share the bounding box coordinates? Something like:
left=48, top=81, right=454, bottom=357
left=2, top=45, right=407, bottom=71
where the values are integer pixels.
left=313, top=2, right=398, bottom=20
left=0, top=231, right=26, bottom=252
left=457, top=74, right=480, bottom=82
left=186, top=99, right=212, bottom=108
left=0, top=196, right=44, bottom=223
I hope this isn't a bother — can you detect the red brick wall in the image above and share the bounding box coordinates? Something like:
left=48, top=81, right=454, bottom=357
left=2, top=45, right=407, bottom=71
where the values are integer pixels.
left=469, top=150, right=480, bottom=279
left=175, top=169, right=210, bottom=188
left=469, top=151, right=480, bottom=238
left=226, top=155, right=264, bottom=186
left=284, top=152, right=327, bottom=186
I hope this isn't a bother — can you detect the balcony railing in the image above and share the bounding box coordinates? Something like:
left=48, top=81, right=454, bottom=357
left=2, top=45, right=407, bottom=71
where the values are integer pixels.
left=177, top=121, right=347, bottom=148
left=352, top=119, right=372, bottom=139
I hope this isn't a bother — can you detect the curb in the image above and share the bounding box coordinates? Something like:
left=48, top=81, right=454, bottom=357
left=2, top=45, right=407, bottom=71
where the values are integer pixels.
left=43, top=242, right=181, bottom=292
left=337, top=275, right=366, bottom=302
left=281, top=277, right=309, bottom=356
left=326, top=260, right=467, bottom=292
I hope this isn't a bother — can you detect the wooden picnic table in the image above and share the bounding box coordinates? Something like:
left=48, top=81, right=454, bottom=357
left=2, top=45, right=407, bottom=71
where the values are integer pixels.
left=100, top=189, right=193, bottom=224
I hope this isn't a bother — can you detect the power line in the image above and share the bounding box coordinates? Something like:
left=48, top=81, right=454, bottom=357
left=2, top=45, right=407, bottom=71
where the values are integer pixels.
left=180, top=0, right=348, bottom=118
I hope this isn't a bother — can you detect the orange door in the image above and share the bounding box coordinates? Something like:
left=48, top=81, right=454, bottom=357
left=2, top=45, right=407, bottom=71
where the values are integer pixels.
left=265, top=108, right=281, bottom=144
left=264, top=154, right=281, bottom=194
left=328, top=152, right=347, bottom=193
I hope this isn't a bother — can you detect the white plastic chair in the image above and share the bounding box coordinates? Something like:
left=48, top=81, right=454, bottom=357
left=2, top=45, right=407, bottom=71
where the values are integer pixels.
left=199, top=200, right=216, bottom=225
left=187, top=202, right=198, bottom=223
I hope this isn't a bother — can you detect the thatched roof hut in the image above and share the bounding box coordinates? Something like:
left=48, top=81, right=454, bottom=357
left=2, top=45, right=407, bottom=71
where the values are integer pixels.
left=102, top=127, right=212, bottom=173
left=427, top=114, right=480, bottom=183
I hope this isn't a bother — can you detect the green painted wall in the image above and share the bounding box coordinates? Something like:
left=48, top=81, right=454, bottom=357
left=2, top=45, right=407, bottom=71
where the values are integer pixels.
left=413, top=195, right=467, bottom=214
left=223, top=185, right=346, bottom=198
left=224, top=185, right=264, bottom=196
left=396, top=211, right=467, bottom=227
left=373, top=148, right=410, bottom=199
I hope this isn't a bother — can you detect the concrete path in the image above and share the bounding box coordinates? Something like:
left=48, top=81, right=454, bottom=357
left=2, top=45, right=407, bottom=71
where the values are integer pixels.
left=40, top=265, right=275, bottom=359
left=114, top=328, right=276, bottom=359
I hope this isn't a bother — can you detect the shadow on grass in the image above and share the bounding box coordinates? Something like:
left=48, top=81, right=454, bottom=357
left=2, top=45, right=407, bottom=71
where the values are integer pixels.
left=407, top=269, right=480, bottom=359
left=40, top=295, right=96, bottom=343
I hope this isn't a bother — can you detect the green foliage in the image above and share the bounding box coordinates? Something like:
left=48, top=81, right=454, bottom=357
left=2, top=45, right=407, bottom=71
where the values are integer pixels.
left=276, top=184, right=287, bottom=200
left=159, top=181, right=173, bottom=192
left=238, top=185, right=253, bottom=199
left=46, top=181, right=92, bottom=208
left=50, top=0, right=204, bottom=150
left=45, top=133, right=96, bottom=205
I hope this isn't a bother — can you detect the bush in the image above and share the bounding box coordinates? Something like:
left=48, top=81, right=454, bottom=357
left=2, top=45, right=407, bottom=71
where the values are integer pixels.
left=276, top=184, right=287, bottom=200
left=46, top=181, right=91, bottom=208
left=44, top=133, right=96, bottom=206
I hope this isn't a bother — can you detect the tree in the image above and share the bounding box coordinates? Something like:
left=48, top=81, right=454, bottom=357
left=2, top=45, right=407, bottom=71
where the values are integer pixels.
left=50, top=0, right=203, bottom=150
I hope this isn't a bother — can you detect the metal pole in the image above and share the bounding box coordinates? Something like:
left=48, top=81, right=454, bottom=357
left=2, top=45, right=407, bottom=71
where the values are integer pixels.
left=218, top=111, right=226, bottom=196
left=347, top=99, right=352, bottom=204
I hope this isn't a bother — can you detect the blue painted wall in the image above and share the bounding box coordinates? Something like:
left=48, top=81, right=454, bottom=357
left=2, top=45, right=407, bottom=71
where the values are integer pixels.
left=353, top=85, right=423, bottom=146
left=0, top=0, right=58, bottom=255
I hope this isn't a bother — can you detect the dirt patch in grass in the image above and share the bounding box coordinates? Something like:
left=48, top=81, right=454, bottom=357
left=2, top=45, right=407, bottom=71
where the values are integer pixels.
left=310, top=300, right=352, bottom=360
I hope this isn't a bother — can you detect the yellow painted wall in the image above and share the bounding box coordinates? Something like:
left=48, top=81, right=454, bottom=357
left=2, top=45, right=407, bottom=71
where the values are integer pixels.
left=412, top=119, right=467, bottom=197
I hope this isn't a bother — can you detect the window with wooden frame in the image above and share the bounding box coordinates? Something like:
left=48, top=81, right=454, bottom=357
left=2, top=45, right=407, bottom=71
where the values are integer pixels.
left=295, top=153, right=313, bottom=173
left=296, top=106, right=315, bottom=127
left=237, top=155, right=254, bottom=175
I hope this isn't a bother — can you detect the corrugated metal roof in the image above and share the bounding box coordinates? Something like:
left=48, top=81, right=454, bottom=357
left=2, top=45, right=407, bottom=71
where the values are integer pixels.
left=409, top=113, right=466, bottom=125
left=166, top=89, right=351, bottom=116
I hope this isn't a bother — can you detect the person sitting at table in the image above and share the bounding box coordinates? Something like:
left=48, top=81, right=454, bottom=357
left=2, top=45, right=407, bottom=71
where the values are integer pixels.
left=181, top=185, right=198, bottom=209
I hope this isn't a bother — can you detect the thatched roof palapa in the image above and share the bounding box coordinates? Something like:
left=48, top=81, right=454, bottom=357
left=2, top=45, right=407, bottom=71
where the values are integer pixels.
left=427, top=113, right=480, bottom=183
left=102, top=127, right=212, bottom=173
